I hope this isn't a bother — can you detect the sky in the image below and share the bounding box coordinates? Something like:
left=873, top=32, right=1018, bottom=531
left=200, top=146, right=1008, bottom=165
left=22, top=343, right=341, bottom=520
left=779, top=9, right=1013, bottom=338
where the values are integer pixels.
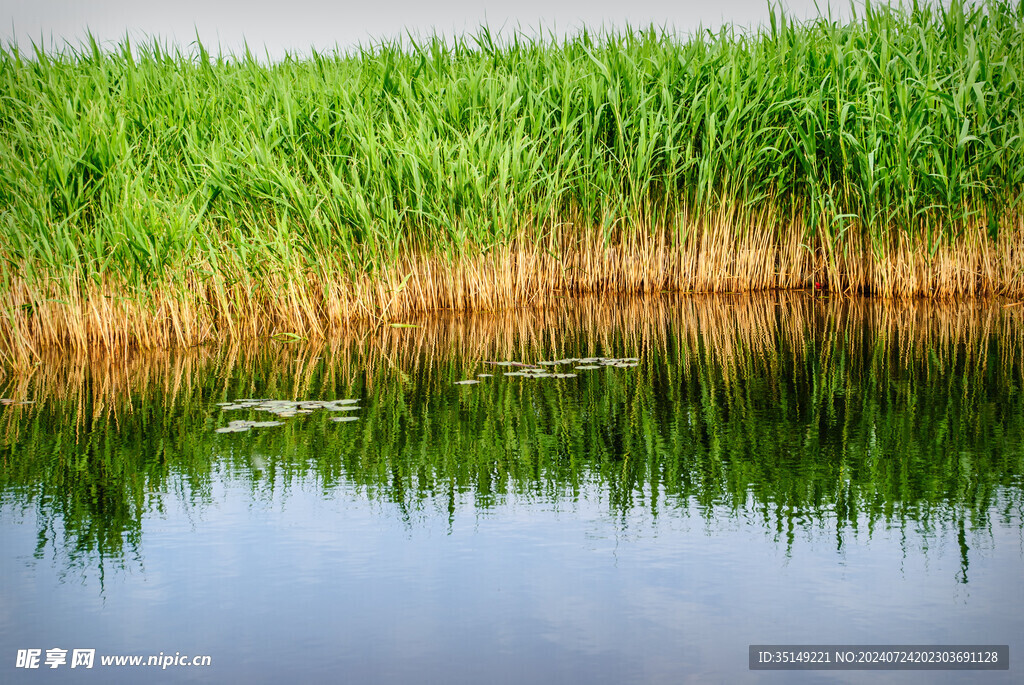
left=2, top=0, right=855, bottom=60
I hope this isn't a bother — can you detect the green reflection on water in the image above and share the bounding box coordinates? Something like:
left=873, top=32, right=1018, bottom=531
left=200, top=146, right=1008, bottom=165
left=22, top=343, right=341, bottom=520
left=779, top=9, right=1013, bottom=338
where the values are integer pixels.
left=1, top=294, right=1022, bottom=580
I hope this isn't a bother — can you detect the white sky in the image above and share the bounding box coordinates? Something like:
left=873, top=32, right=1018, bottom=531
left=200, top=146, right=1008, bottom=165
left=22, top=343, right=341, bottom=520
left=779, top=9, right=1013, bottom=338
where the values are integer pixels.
left=2, top=0, right=858, bottom=60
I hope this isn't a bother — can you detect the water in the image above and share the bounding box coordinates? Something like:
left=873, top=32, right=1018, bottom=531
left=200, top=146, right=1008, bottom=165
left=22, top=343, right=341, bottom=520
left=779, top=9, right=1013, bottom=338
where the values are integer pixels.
left=1, top=294, right=1022, bottom=683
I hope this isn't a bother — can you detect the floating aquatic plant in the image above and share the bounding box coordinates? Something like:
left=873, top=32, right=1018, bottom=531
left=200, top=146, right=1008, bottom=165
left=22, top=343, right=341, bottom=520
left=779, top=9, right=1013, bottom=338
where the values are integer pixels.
left=214, top=397, right=362, bottom=432
left=468, top=356, right=638, bottom=381
left=215, top=420, right=284, bottom=433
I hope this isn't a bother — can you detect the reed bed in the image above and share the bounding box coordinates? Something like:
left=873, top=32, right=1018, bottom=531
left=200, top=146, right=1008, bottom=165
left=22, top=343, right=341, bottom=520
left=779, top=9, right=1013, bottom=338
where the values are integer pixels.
left=1, top=1, right=1023, bottom=367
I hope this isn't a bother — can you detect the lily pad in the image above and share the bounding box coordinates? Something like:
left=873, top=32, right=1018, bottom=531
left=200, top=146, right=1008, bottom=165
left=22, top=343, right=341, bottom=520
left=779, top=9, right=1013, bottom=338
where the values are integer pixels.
left=330, top=416, right=360, bottom=422
left=574, top=365, right=602, bottom=370
left=216, top=419, right=284, bottom=433
left=217, top=397, right=368, bottom=430
left=454, top=380, right=481, bottom=385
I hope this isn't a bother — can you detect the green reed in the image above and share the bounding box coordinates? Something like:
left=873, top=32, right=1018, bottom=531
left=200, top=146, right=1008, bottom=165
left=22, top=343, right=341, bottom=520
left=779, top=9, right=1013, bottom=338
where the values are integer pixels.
left=0, top=1, right=1021, bottom=298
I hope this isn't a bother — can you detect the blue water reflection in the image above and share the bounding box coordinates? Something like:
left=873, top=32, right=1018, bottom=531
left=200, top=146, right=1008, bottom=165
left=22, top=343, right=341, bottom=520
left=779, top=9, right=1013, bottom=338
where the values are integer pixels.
left=1, top=295, right=1022, bottom=683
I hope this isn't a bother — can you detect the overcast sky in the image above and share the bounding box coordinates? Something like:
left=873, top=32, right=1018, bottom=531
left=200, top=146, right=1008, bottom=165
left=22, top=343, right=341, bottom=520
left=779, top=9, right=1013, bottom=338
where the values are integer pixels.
left=1, top=1, right=862, bottom=59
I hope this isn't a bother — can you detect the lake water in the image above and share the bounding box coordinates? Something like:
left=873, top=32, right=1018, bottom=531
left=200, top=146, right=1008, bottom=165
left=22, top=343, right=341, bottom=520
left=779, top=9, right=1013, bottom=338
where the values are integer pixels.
left=1, top=293, right=1022, bottom=683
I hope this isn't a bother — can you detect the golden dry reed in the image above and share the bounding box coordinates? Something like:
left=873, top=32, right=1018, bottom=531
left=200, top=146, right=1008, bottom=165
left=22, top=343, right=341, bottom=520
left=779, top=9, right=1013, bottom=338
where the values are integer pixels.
left=4, top=209, right=1024, bottom=371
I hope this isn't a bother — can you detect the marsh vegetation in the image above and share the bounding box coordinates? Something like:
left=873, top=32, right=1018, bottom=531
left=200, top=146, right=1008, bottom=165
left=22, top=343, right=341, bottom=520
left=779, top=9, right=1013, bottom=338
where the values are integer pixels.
left=1, top=1, right=1023, bottom=368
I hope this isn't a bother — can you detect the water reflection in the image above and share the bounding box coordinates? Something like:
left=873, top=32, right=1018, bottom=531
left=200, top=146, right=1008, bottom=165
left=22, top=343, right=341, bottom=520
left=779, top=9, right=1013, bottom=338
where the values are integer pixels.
left=2, top=293, right=1021, bottom=587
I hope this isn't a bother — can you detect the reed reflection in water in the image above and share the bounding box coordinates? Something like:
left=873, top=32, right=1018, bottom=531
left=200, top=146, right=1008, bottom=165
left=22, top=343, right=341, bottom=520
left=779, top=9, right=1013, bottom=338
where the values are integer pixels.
left=0, top=294, right=1019, bottom=683
left=1, top=292, right=1021, bottom=583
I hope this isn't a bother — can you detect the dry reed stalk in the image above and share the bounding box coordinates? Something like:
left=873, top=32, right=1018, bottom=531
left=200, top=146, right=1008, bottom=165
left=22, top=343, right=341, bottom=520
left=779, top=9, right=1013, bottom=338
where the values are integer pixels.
left=2, top=212, right=1024, bottom=370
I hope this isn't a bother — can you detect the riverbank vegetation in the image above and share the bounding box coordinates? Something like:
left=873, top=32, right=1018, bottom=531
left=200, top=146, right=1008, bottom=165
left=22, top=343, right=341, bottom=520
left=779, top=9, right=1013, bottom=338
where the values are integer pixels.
left=1, top=1, right=1022, bottom=366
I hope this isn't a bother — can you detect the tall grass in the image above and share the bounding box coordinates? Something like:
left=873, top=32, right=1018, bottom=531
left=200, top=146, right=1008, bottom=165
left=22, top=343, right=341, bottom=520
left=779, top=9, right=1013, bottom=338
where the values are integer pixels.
left=1, top=1, right=1023, bottom=365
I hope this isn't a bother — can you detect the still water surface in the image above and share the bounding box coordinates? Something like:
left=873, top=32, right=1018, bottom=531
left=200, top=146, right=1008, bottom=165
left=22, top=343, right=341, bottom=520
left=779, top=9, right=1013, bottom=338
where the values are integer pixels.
left=1, top=294, right=1022, bottom=683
